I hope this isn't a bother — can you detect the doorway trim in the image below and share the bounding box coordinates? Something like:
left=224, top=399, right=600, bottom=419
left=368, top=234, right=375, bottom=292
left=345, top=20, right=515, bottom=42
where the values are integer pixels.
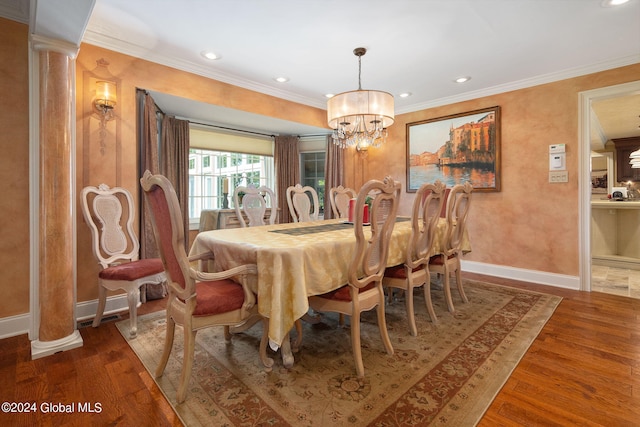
left=579, top=80, right=640, bottom=292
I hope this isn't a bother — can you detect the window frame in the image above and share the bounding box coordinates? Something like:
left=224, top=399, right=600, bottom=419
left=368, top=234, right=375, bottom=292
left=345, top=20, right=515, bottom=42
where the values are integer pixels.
left=299, top=151, right=326, bottom=215
left=188, top=148, right=275, bottom=229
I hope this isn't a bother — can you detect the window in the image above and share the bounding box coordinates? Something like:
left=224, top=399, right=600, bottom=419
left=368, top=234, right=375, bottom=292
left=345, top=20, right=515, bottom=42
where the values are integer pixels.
left=188, top=148, right=274, bottom=226
left=300, top=152, right=326, bottom=213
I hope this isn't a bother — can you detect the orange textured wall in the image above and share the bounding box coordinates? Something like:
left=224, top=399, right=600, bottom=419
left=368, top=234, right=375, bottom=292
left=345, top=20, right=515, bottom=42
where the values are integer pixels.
left=0, top=19, right=30, bottom=318
left=346, top=64, right=640, bottom=276
left=2, top=24, right=639, bottom=320
left=75, top=43, right=327, bottom=303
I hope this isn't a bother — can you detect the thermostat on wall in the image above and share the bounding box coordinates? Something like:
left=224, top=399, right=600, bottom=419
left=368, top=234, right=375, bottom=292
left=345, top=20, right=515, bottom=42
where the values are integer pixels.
left=549, top=144, right=566, bottom=154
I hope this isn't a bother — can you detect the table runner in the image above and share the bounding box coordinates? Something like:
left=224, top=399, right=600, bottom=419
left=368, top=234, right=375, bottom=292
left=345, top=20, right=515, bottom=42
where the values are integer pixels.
left=269, top=216, right=410, bottom=235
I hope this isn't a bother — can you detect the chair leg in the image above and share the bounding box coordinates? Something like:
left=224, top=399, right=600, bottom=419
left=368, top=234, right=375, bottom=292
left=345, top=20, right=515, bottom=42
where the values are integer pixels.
left=126, top=287, right=141, bottom=338
left=259, top=317, right=274, bottom=372
left=350, top=313, right=365, bottom=377
left=280, top=332, right=294, bottom=369
left=443, top=269, right=455, bottom=313
left=405, top=285, right=418, bottom=336
left=454, top=263, right=468, bottom=303
left=423, top=281, right=438, bottom=324
left=177, top=328, right=197, bottom=403
left=292, top=319, right=303, bottom=353
left=376, top=301, right=394, bottom=356
left=140, top=283, right=147, bottom=304
left=155, top=315, right=175, bottom=378
left=92, top=284, right=108, bottom=328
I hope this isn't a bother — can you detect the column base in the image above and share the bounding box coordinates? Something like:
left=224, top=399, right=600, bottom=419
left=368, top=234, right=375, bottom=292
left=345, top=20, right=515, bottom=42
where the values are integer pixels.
left=31, top=330, right=83, bottom=360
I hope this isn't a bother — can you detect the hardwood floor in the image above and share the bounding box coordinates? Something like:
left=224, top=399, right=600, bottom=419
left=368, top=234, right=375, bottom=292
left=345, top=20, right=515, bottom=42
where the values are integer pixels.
left=0, top=298, right=180, bottom=427
left=473, top=273, right=640, bottom=427
left=0, top=274, right=638, bottom=426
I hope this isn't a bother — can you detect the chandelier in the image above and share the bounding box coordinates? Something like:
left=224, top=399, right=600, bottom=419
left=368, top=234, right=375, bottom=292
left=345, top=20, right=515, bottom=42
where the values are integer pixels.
left=327, top=47, right=394, bottom=151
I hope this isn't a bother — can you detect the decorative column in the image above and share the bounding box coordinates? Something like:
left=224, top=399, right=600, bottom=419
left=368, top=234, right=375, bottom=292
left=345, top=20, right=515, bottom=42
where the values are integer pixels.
left=30, top=36, right=83, bottom=358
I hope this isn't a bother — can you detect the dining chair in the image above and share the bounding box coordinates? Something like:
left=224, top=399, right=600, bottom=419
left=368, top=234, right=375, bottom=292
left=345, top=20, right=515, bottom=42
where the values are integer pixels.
left=308, top=176, right=400, bottom=377
left=329, top=185, right=357, bottom=219
left=286, top=184, right=320, bottom=222
left=233, top=184, right=277, bottom=227
left=429, top=181, right=473, bottom=313
left=383, top=181, right=446, bottom=335
left=140, top=170, right=259, bottom=403
left=80, top=184, right=166, bottom=339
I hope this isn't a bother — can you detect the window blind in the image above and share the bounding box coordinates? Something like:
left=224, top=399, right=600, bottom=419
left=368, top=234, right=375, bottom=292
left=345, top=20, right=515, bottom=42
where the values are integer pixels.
left=189, top=127, right=273, bottom=156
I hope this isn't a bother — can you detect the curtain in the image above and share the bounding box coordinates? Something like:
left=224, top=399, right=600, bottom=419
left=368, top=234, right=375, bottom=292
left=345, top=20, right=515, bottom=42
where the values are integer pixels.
left=139, top=91, right=160, bottom=259
left=139, top=90, right=190, bottom=256
left=161, top=115, right=190, bottom=249
left=323, top=136, right=344, bottom=219
left=274, top=135, right=300, bottom=223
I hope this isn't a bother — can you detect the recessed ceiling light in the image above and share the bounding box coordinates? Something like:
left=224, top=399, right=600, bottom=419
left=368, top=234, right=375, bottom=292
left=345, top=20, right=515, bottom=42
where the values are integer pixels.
left=200, top=51, right=220, bottom=60
left=399, top=92, right=412, bottom=98
left=325, top=93, right=335, bottom=98
left=274, top=77, right=289, bottom=83
left=455, top=76, right=471, bottom=83
left=601, top=0, right=629, bottom=7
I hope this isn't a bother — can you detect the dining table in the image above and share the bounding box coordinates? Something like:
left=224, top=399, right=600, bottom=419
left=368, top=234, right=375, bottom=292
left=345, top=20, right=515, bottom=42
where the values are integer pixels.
left=189, top=217, right=471, bottom=356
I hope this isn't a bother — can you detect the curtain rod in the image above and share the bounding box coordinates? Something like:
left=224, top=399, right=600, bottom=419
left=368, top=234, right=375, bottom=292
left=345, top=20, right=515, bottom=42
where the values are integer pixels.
left=189, top=121, right=331, bottom=139
left=189, top=121, right=275, bottom=138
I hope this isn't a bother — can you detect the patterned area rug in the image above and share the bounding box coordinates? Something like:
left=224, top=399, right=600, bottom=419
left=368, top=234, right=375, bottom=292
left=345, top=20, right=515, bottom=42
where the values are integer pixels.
left=117, top=280, right=561, bottom=426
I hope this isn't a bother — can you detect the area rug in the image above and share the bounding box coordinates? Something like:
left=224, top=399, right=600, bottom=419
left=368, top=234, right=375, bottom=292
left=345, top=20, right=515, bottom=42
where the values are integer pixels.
left=116, top=280, right=561, bottom=426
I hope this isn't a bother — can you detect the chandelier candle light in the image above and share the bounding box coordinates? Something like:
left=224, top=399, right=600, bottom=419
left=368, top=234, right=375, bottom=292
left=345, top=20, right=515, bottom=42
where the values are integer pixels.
left=327, top=47, right=394, bottom=151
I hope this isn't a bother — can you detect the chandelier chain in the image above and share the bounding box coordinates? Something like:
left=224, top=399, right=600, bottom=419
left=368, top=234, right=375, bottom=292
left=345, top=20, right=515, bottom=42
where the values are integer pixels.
left=358, top=54, right=362, bottom=90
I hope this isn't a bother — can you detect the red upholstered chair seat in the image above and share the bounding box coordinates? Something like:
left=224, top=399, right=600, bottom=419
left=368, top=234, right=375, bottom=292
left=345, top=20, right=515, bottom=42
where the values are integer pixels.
left=383, top=263, right=426, bottom=279
left=192, top=279, right=246, bottom=316
left=316, top=282, right=376, bottom=302
left=429, top=253, right=456, bottom=266
left=98, top=258, right=164, bottom=281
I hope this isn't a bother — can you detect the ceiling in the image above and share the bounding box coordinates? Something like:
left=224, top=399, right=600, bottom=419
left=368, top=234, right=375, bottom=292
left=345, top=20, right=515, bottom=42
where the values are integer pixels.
left=2, top=0, right=640, bottom=142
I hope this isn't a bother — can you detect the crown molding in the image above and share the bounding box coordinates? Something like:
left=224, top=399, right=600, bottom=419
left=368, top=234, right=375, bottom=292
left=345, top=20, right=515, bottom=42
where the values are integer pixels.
left=396, top=55, right=640, bottom=114
left=83, top=29, right=640, bottom=115
left=82, top=29, right=327, bottom=110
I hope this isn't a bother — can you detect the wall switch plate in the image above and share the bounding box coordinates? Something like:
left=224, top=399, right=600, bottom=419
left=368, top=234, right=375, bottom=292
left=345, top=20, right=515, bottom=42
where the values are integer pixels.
left=549, top=171, right=568, bottom=183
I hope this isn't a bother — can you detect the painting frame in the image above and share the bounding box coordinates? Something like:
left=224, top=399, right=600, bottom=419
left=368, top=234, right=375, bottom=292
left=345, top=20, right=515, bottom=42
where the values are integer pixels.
left=406, top=106, right=501, bottom=192
left=590, top=152, right=613, bottom=196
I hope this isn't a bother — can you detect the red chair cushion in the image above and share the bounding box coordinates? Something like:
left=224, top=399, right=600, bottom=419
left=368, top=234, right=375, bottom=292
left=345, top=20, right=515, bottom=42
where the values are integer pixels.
left=429, top=254, right=456, bottom=265
left=99, top=258, right=164, bottom=281
left=193, top=279, right=246, bottom=316
left=317, top=282, right=376, bottom=302
left=383, top=263, right=426, bottom=279
left=429, top=254, right=445, bottom=265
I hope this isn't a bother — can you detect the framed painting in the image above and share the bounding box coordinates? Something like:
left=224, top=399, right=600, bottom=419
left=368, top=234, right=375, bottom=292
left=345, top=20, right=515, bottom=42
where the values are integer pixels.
left=590, top=152, right=613, bottom=195
left=406, top=106, right=501, bottom=192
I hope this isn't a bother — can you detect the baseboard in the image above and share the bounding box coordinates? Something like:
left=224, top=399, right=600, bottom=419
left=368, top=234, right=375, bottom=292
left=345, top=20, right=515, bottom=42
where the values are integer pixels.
left=75, top=293, right=131, bottom=322
left=0, top=294, right=131, bottom=340
left=0, top=313, right=31, bottom=340
left=462, top=260, right=581, bottom=290
left=592, top=255, right=640, bottom=271
left=0, top=265, right=579, bottom=340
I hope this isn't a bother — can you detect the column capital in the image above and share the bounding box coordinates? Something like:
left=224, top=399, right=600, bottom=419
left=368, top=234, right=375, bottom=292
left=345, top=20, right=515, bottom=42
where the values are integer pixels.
left=30, top=34, right=79, bottom=59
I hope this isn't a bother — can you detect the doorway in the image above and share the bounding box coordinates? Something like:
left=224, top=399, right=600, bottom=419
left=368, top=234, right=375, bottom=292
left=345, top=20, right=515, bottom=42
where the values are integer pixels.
left=580, top=80, right=640, bottom=296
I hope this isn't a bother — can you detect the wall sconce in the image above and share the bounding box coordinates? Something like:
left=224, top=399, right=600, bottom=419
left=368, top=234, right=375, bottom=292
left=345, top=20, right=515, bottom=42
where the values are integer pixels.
left=94, top=80, right=117, bottom=121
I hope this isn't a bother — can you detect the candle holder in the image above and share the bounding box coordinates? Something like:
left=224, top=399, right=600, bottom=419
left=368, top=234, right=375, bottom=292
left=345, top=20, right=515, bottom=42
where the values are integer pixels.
left=222, top=193, right=229, bottom=209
